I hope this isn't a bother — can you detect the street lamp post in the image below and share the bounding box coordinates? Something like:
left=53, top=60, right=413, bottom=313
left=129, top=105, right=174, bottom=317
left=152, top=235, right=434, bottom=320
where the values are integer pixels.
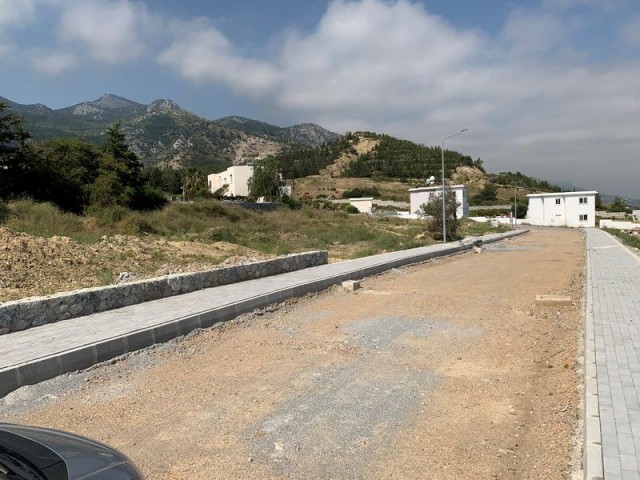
left=441, top=129, right=467, bottom=243
left=514, top=186, right=517, bottom=229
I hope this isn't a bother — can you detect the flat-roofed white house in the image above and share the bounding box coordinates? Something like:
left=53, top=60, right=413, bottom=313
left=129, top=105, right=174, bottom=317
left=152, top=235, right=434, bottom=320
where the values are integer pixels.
left=409, top=184, right=469, bottom=219
left=526, top=191, right=597, bottom=227
left=348, top=197, right=374, bottom=215
left=208, top=165, right=254, bottom=197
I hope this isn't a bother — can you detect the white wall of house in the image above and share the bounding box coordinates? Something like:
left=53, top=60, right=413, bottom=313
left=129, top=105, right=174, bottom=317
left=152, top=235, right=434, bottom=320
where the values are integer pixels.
left=408, top=184, right=469, bottom=219
left=599, top=220, right=640, bottom=230
left=349, top=197, right=374, bottom=214
left=526, top=191, right=597, bottom=227
left=208, top=165, right=254, bottom=197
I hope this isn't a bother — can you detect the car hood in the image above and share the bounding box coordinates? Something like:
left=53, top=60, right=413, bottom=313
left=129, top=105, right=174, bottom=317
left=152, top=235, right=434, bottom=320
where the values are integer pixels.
left=0, top=423, right=141, bottom=479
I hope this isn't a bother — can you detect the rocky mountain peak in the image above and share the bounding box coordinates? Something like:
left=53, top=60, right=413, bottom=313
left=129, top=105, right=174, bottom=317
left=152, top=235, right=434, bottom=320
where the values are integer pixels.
left=147, top=99, right=183, bottom=113
left=92, top=94, right=142, bottom=109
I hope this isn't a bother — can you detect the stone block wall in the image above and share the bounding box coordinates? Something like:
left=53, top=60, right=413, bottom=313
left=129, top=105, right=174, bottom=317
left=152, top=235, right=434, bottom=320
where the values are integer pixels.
left=0, top=250, right=327, bottom=335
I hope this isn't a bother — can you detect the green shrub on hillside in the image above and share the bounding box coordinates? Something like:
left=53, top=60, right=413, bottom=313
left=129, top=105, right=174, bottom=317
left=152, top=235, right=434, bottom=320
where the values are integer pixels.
left=345, top=205, right=360, bottom=214
left=341, top=187, right=381, bottom=199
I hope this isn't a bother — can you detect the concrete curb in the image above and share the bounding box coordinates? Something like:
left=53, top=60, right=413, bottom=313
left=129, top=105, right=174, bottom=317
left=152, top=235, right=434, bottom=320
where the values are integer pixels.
left=0, top=229, right=528, bottom=398
left=584, top=230, right=604, bottom=480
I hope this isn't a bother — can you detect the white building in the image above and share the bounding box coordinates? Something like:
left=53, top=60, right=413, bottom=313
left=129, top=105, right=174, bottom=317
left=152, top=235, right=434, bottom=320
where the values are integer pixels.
left=348, top=197, right=374, bottom=215
left=208, top=165, right=254, bottom=197
left=408, top=184, right=469, bottom=219
left=526, top=191, right=597, bottom=227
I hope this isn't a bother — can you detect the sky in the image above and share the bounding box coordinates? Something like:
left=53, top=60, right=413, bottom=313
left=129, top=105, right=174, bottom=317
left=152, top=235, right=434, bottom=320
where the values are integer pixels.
left=1, top=0, right=639, bottom=198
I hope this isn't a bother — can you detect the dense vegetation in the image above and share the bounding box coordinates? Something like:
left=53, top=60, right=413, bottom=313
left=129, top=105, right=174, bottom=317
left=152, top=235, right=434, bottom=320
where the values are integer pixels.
left=261, top=134, right=357, bottom=179
left=487, top=171, right=561, bottom=192
left=344, top=133, right=483, bottom=181
left=0, top=103, right=170, bottom=213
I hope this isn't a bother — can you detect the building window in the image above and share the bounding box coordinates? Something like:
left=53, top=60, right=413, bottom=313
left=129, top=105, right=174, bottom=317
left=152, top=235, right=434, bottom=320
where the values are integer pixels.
left=579, top=197, right=588, bottom=204
left=579, top=214, right=588, bottom=221
left=555, top=198, right=561, bottom=205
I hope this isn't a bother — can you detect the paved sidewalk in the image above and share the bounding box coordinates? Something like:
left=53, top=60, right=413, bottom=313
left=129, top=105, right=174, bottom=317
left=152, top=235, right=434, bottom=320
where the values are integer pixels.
left=0, top=231, right=524, bottom=398
left=586, top=229, right=640, bottom=480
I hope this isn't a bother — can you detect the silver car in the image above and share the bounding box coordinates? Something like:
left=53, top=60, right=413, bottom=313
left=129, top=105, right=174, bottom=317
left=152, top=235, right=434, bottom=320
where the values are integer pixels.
left=0, top=423, right=143, bottom=479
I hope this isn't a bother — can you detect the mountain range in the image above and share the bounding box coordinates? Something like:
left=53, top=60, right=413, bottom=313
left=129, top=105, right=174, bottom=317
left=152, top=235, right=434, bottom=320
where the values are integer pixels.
left=0, top=94, right=340, bottom=172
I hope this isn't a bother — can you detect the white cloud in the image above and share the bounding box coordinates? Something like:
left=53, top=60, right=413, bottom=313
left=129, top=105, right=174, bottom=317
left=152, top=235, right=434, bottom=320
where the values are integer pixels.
left=158, top=19, right=278, bottom=97
left=160, top=0, right=484, bottom=117
left=30, top=49, right=78, bottom=75
left=501, top=9, right=577, bottom=57
left=57, top=0, right=159, bottom=63
left=0, top=0, right=38, bottom=27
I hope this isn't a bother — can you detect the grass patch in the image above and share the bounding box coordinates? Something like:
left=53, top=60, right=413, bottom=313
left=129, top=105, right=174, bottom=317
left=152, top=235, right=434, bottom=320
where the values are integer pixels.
left=0, top=202, right=10, bottom=223
left=458, top=219, right=510, bottom=237
left=6, top=200, right=100, bottom=242
left=4, top=199, right=512, bottom=261
left=603, top=228, right=640, bottom=249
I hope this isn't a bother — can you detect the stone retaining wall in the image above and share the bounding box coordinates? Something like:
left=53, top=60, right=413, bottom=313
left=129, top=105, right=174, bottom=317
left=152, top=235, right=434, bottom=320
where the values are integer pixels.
left=0, top=250, right=328, bottom=334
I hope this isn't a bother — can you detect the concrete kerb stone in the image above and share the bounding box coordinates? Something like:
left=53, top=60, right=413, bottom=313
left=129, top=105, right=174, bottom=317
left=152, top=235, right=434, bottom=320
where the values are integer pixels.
left=16, top=357, right=61, bottom=387
left=95, top=337, right=128, bottom=363
left=59, top=345, right=97, bottom=373
left=584, top=229, right=604, bottom=480
left=0, top=230, right=528, bottom=398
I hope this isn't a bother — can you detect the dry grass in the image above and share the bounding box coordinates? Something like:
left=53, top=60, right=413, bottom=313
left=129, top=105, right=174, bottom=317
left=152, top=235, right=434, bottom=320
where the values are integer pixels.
left=1, top=199, right=507, bottom=261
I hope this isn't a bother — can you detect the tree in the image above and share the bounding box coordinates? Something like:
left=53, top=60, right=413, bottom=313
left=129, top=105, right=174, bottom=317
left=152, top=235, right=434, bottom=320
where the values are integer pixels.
left=94, top=123, right=167, bottom=210
left=102, top=122, right=142, bottom=188
left=33, top=138, right=101, bottom=212
left=0, top=102, right=33, bottom=200
left=595, top=193, right=602, bottom=210
left=472, top=183, right=498, bottom=205
left=511, top=201, right=528, bottom=219
left=182, top=169, right=210, bottom=200
left=248, top=162, right=283, bottom=201
left=419, top=188, right=460, bottom=240
left=609, top=196, right=630, bottom=213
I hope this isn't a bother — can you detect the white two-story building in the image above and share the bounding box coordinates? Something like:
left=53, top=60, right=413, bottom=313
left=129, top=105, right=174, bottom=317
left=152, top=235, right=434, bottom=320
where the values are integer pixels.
left=208, top=165, right=254, bottom=197
left=408, top=184, right=469, bottom=219
left=526, top=191, right=597, bottom=227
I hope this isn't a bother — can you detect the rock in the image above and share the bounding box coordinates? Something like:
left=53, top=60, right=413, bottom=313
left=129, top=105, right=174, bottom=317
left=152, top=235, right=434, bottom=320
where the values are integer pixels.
left=342, top=280, right=361, bottom=292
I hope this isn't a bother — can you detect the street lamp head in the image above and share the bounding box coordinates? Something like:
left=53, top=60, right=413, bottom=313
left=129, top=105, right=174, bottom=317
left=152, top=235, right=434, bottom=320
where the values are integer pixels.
left=460, top=128, right=468, bottom=133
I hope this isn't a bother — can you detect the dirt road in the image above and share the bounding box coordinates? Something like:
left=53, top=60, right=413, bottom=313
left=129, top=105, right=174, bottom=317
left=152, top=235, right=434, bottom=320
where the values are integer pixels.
left=0, top=228, right=585, bottom=479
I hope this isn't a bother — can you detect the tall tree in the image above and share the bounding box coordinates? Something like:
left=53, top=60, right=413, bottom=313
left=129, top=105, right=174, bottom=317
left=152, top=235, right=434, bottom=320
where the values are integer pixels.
left=102, top=122, right=142, bottom=188
left=0, top=103, right=33, bottom=199
left=248, top=162, right=283, bottom=201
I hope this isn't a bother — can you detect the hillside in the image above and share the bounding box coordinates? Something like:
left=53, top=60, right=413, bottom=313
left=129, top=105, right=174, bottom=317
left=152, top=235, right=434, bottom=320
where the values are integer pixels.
left=264, top=132, right=560, bottom=203
left=0, top=94, right=339, bottom=171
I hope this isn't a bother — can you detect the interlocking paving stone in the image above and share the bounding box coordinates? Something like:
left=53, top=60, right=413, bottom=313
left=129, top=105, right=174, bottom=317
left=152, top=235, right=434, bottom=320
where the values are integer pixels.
left=586, top=229, right=640, bottom=479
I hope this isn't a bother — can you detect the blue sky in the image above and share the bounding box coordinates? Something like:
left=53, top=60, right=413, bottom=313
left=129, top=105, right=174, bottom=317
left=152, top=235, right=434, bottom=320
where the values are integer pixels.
left=1, top=0, right=639, bottom=197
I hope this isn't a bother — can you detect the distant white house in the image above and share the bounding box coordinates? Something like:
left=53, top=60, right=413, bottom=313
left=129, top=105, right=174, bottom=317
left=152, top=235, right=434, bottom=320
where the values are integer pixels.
left=348, top=197, right=374, bottom=215
left=208, top=165, right=254, bottom=197
left=526, top=191, right=597, bottom=227
left=408, top=184, right=469, bottom=219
